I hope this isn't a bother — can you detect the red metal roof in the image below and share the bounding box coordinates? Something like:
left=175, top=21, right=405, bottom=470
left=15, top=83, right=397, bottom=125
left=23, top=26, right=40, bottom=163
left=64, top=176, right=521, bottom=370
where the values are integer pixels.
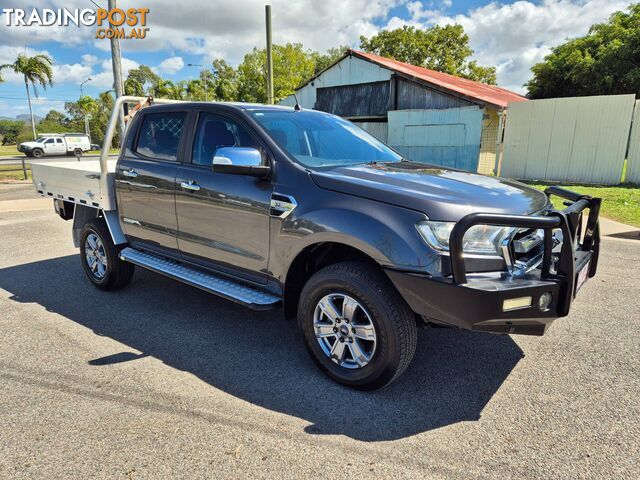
left=351, top=50, right=527, bottom=109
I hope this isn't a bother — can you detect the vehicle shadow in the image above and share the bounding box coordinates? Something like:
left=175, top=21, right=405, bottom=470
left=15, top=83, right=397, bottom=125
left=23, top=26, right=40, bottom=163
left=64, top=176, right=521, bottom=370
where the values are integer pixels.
left=0, top=255, right=523, bottom=441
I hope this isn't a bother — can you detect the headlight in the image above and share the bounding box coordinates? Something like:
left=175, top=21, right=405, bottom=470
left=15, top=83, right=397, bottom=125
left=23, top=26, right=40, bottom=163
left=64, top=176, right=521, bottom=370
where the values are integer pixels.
left=416, top=220, right=515, bottom=255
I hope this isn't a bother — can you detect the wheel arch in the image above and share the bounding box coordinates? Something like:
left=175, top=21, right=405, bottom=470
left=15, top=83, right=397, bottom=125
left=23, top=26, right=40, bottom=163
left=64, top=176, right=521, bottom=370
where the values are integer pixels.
left=71, top=205, right=127, bottom=248
left=283, top=241, right=385, bottom=320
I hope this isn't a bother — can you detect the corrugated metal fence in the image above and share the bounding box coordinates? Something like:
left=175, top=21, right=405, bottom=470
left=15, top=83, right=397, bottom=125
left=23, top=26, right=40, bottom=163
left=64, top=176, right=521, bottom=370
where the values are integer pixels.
left=501, top=94, right=637, bottom=185
left=626, top=100, right=640, bottom=185
left=353, top=121, right=388, bottom=143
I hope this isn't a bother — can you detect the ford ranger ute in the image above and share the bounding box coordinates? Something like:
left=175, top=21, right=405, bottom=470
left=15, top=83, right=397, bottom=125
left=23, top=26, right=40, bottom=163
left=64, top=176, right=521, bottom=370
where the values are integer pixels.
left=31, top=96, right=601, bottom=390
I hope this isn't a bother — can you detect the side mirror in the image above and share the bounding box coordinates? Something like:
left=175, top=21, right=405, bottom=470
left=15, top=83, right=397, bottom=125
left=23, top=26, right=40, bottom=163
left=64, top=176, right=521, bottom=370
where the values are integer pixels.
left=212, top=147, right=270, bottom=178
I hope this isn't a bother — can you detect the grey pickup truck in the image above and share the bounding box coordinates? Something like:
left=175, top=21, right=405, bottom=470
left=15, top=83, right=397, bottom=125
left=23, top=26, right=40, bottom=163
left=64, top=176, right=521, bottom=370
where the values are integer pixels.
left=31, top=97, right=601, bottom=390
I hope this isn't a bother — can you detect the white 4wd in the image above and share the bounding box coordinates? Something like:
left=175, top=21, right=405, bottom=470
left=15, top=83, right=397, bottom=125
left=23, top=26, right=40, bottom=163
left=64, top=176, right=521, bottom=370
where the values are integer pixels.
left=18, top=134, right=91, bottom=158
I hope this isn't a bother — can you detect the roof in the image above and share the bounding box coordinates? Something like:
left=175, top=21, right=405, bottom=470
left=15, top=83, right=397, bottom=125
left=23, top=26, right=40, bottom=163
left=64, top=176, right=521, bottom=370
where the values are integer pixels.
left=303, top=49, right=527, bottom=109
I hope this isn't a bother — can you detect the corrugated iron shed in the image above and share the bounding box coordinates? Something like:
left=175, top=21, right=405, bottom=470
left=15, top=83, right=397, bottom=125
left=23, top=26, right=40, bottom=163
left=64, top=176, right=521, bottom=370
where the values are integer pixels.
left=299, top=50, right=527, bottom=109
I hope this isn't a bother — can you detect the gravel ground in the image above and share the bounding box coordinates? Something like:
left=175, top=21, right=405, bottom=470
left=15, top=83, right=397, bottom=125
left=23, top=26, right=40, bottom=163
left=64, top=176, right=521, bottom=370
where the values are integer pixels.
left=0, top=185, right=638, bottom=479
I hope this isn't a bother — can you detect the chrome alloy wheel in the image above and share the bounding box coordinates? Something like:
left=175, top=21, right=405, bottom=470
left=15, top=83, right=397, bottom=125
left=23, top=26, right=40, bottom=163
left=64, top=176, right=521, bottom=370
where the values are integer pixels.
left=85, top=233, right=107, bottom=279
left=313, top=293, right=377, bottom=369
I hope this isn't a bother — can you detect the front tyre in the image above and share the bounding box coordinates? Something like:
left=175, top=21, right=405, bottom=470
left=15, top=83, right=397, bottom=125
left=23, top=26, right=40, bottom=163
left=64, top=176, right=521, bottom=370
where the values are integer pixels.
left=298, top=262, right=417, bottom=390
left=80, top=218, right=134, bottom=291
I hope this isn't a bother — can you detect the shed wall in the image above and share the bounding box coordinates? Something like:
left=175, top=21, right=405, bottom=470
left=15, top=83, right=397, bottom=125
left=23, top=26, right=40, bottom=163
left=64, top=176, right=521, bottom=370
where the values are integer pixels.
left=315, top=81, right=389, bottom=117
left=352, top=122, right=388, bottom=143
left=278, top=55, right=392, bottom=109
left=395, top=78, right=473, bottom=110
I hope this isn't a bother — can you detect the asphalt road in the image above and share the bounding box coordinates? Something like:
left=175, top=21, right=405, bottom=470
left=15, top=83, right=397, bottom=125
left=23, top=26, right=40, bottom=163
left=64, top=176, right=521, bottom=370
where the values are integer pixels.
left=0, top=185, right=638, bottom=479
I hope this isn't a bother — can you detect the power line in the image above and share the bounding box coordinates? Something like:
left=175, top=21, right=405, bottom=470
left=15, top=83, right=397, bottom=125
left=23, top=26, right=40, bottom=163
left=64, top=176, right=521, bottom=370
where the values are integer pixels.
left=0, top=95, right=79, bottom=101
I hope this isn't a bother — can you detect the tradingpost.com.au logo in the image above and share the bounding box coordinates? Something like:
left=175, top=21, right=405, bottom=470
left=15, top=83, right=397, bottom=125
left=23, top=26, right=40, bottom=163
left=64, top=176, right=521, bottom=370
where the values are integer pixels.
left=2, top=7, right=150, bottom=39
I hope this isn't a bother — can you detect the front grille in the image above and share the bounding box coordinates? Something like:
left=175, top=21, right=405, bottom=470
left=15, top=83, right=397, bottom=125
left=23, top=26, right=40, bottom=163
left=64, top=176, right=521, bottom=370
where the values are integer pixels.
left=503, top=228, right=545, bottom=276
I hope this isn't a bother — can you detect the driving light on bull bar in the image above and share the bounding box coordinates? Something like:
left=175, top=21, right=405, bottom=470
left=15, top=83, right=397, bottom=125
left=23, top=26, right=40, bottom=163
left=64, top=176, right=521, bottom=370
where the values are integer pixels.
left=538, top=292, right=553, bottom=311
left=502, top=296, right=532, bottom=312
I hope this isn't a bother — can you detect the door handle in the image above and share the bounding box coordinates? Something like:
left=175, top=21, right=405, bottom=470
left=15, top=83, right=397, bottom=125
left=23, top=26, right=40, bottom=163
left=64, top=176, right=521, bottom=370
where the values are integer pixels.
left=181, top=180, right=201, bottom=191
left=122, top=168, right=138, bottom=178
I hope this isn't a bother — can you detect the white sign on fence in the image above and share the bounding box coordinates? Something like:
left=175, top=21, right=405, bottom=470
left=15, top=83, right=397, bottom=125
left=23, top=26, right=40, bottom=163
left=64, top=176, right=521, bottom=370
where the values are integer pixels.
left=501, top=94, right=636, bottom=185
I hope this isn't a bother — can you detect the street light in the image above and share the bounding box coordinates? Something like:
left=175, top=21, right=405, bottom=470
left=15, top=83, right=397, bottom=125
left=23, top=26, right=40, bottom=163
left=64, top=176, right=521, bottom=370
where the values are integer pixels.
left=187, top=63, right=208, bottom=101
left=80, top=77, right=93, bottom=141
left=80, top=77, right=92, bottom=97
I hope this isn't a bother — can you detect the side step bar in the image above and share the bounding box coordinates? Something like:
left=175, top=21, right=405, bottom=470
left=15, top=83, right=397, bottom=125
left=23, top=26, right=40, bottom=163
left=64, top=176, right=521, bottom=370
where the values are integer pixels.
left=119, top=247, right=280, bottom=310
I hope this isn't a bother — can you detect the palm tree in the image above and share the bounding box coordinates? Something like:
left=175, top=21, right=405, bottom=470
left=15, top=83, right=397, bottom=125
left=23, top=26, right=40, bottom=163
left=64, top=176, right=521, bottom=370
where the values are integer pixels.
left=0, top=54, right=54, bottom=139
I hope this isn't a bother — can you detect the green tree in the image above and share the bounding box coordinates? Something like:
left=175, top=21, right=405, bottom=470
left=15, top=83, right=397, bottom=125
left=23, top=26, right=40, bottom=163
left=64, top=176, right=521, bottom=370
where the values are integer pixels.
left=237, top=43, right=316, bottom=103
left=37, top=110, right=72, bottom=134
left=0, top=53, right=54, bottom=139
left=311, top=45, right=349, bottom=74
left=65, top=96, right=103, bottom=143
left=526, top=4, right=640, bottom=98
left=211, top=59, right=238, bottom=101
left=359, top=25, right=496, bottom=84
left=124, top=65, right=161, bottom=96
left=0, top=119, right=25, bottom=145
left=152, top=78, right=177, bottom=98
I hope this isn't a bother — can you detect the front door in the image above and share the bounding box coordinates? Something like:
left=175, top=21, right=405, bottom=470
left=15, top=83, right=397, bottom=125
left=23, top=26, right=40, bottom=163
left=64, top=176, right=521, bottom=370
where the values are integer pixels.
left=116, top=110, right=188, bottom=255
left=175, top=111, right=272, bottom=284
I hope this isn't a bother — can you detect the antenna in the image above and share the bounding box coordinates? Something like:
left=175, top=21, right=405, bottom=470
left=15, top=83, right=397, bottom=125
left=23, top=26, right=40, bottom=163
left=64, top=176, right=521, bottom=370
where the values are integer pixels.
left=293, top=92, right=302, bottom=111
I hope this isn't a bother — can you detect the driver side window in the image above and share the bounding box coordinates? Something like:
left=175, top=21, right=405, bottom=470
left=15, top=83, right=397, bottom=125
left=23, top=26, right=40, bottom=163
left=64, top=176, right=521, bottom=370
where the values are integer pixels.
left=192, top=113, right=258, bottom=166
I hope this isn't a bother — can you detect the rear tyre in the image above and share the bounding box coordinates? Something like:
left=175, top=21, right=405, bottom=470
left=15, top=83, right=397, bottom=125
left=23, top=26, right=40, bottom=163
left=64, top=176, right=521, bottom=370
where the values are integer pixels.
left=298, top=261, right=417, bottom=390
left=31, top=148, right=43, bottom=158
left=74, top=148, right=83, bottom=157
left=80, top=218, right=134, bottom=291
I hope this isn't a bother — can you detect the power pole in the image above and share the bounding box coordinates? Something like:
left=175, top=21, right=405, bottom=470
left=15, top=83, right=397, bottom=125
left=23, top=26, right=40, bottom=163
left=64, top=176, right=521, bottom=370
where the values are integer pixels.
left=108, top=0, right=126, bottom=140
left=85, top=114, right=92, bottom=141
left=265, top=5, right=274, bottom=104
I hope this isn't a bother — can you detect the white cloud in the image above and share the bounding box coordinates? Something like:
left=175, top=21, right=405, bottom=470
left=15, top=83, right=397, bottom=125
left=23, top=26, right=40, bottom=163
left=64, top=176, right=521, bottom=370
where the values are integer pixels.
left=403, top=0, right=634, bottom=92
left=1, top=1, right=401, bottom=65
left=52, top=63, right=92, bottom=84
left=91, top=57, right=140, bottom=88
left=81, top=54, right=99, bottom=66
left=0, top=0, right=634, bottom=96
left=0, top=98, right=66, bottom=117
left=156, top=56, right=184, bottom=74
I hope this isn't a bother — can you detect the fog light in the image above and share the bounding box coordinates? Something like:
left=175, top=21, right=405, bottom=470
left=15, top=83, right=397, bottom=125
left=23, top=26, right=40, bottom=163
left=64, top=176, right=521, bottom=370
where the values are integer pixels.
left=503, top=296, right=532, bottom=312
left=538, top=292, right=553, bottom=311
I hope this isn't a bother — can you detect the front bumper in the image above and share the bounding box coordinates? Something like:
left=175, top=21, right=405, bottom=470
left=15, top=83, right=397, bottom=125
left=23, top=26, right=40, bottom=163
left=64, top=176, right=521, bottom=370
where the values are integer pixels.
left=386, top=187, right=601, bottom=336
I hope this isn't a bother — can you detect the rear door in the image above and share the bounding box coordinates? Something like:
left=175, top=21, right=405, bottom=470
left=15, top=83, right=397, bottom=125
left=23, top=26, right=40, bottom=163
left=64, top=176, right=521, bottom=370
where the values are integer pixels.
left=43, top=137, right=64, bottom=156
left=175, top=110, right=272, bottom=284
left=54, top=137, right=67, bottom=154
left=116, top=109, right=189, bottom=256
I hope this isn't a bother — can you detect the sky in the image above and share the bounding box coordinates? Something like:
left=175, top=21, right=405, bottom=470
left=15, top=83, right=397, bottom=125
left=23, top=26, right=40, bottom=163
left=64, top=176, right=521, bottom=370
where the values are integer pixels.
left=0, top=0, right=634, bottom=118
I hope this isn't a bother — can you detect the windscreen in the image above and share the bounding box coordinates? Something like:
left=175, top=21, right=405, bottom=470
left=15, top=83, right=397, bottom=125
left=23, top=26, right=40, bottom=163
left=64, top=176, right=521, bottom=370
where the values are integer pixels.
left=250, top=110, right=402, bottom=168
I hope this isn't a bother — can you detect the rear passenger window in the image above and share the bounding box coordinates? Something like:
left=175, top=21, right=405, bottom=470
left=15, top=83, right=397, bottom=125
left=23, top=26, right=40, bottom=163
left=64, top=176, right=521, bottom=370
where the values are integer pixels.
left=136, top=112, right=186, bottom=161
